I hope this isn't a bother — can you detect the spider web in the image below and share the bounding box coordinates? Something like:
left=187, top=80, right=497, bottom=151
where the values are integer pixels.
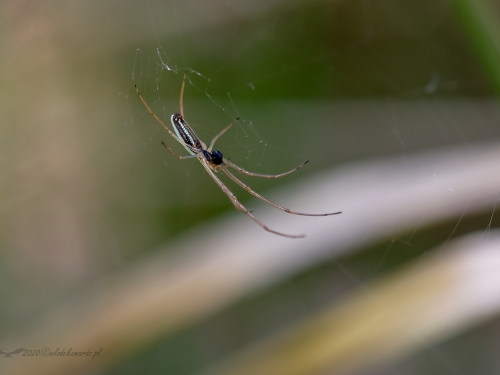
left=130, top=47, right=270, bottom=168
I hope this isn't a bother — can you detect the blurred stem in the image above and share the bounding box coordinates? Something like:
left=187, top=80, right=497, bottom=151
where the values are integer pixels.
left=450, top=0, right=500, bottom=94
left=203, top=231, right=500, bottom=375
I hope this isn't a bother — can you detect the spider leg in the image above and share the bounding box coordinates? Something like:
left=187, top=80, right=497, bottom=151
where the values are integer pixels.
left=161, top=142, right=197, bottom=160
left=180, top=72, right=187, bottom=118
left=222, top=167, right=342, bottom=216
left=225, top=159, right=310, bottom=179
left=208, top=120, right=236, bottom=152
left=201, top=162, right=305, bottom=238
left=135, top=85, right=187, bottom=148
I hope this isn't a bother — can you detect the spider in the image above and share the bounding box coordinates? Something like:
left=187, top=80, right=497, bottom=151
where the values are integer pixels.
left=135, top=73, right=341, bottom=238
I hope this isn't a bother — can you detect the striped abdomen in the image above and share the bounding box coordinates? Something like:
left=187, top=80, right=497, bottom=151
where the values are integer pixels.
left=170, top=113, right=203, bottom=155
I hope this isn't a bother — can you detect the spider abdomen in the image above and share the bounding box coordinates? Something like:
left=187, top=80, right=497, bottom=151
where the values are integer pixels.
left=171, top=113, right=202, bottom=154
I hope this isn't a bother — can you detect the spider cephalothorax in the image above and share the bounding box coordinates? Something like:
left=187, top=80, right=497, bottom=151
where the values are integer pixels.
left=209, top=150, right=223, bottom=165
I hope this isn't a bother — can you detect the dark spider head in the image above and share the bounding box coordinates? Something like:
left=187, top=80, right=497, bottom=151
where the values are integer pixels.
left=210, top=150, right=223, bottom=165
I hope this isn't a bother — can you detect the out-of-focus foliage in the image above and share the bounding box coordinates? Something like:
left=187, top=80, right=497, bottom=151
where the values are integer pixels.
left=1, top=0, right=500, bottom=375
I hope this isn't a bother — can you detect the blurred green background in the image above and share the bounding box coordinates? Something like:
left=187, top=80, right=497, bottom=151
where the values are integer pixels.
left=1, top=0, right=500, bottom=374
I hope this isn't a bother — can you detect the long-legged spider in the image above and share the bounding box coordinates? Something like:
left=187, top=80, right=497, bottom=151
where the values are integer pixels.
left=135, top=74, right=341, bottom=238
